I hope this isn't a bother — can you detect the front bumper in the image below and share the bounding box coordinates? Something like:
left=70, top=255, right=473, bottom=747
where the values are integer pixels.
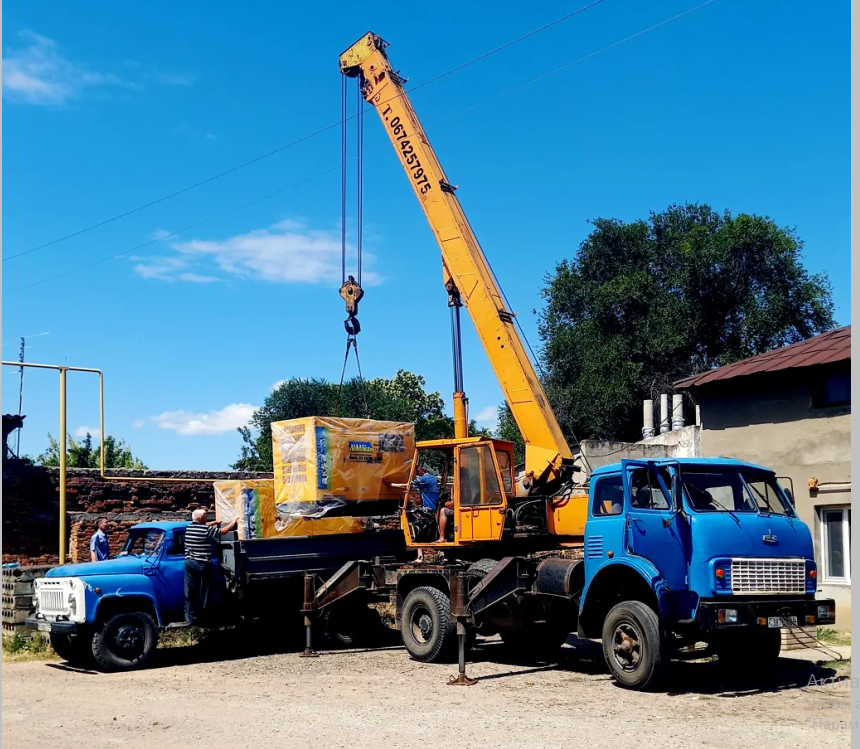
left=698, top=598, right=836, bottom=630
left=25, top=616, right=78, bottom=635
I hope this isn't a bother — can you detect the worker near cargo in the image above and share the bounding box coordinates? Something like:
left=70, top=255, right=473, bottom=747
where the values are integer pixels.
left=385, top=465, right=440, bottom=562
left=89, top=517, right=110, bottom=562
left=385, top=465, right=439, bottom=510
left=184, top=508, right=238, bottom=626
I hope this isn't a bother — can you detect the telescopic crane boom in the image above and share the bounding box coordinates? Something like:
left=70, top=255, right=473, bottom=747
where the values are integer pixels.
left=340, top=33, right=574, bottom=487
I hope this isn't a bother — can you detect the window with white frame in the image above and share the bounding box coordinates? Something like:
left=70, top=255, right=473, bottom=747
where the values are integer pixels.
left=820, top=506, right=851, bottom=584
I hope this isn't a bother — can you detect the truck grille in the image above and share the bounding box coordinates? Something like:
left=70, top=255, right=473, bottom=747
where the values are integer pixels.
left=39, top=589, right=67, bottom=614
left=730, top=558, right=805, bottom=595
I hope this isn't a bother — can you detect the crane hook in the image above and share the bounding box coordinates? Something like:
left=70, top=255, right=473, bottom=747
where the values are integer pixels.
left=340, top=275, right=364, bottom=335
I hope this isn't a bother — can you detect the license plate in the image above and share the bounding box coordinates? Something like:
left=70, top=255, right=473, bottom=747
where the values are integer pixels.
left=767, top=616, right=797, bottom=628
left=36, top=622, right=52, bottom=633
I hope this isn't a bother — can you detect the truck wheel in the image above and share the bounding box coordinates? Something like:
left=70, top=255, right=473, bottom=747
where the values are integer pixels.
left=602, top=600, right=667, bottom=690
left=90, top=612, right=158, bottom=672
left=400, top=586, right=457, bottom=663
left=713, top=628, right=781, bottom=668
left=467, top=559, right=499, bottom=636
left=50, top=632, right=94, bottom=668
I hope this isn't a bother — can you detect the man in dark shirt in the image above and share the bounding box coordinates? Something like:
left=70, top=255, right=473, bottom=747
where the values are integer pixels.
left=184, top=508, right=237, bottom=625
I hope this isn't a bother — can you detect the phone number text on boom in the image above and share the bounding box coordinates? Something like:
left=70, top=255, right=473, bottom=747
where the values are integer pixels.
left=381, top=104, right=431, bottom=195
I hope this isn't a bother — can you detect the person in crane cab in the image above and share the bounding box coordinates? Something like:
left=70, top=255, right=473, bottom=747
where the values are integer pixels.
left=384, top=465, right=440, bottom=562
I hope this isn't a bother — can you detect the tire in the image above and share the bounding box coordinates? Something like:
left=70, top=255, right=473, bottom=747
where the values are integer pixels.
left=90, top=611, right=158, bottom=672
left=713, top=628, right=781, bottom=669
left=602, top=600, right=667, bottom=691
left=466, top=559, right=499, bottom=637
left=400, top=586, right=457, bottom=663
left=50, top=632, right=95, bottom=667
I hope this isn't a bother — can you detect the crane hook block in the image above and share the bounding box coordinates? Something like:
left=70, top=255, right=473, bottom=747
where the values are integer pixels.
left=339, top=275, right=364, bottom=316
left=344, top=316, right=361, bottom=336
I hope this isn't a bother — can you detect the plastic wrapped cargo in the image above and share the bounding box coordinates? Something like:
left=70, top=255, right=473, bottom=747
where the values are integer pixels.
left=214, top=479, right=366, bottom=538
left=213, top=480, right=273, bottom=540
left=271, top=416, right=414, bottom=519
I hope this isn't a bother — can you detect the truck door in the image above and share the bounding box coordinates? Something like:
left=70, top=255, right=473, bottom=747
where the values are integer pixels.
left=150, top=529, right=187, bottom=619
left=455, top=444, right=505, bottom=543
left=621, top=461, right=689, bottom=594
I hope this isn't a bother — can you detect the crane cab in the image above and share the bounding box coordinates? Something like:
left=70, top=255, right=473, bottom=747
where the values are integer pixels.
left=400, top=437, right=515, bottom=547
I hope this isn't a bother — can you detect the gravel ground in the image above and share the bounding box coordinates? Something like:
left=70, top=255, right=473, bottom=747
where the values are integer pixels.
left=2, top=634, right=853, bottom=749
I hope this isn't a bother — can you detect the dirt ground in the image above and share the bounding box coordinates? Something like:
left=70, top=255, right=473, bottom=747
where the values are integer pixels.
left=2, top=634, right=853, bottom=749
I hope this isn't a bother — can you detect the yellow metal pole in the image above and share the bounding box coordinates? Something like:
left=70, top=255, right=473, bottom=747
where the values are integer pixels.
left=58, top=367, right=67, bottom=564
left=99, top=370, right=105, bottom=473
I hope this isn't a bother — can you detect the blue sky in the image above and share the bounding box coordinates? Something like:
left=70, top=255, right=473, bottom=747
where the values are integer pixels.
left=2, top=0, right=849, bottom=470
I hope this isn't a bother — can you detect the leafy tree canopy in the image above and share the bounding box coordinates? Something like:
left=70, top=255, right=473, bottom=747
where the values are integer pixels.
left=233, top=369, right=487, bottom=472
left=534, top=203, right=835, bottom=442
left=37, top=432, right=148, bottom=469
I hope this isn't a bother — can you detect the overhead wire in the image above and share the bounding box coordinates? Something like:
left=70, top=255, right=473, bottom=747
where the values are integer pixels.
left=8, top=0, right=718, bottom=295
left=4, top=0, right=608, bottom=264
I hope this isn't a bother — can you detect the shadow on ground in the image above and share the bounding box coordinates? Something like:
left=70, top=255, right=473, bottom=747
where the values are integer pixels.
left=45, top=625, right=848, bottom=698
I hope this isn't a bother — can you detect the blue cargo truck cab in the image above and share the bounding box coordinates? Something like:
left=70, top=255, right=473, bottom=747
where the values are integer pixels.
left=27, top=522, right=191, bottom=670
left=304, top=456, right=837, bottom=691
left=26, top=519, right=412, bottom=671
left=576, top=458, right=835, bottom=687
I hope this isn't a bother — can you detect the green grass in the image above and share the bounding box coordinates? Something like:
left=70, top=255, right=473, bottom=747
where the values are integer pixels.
left=817, top=628, right=851, bottom=647
left=1, top=633, right=60, bottom=663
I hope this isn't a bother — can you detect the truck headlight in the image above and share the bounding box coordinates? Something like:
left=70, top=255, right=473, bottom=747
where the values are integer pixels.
left=67, top=593, right=77, bottom=613
left=717, top=608, right=739, bottom=624
left=817, top=603, right=834, bottom=621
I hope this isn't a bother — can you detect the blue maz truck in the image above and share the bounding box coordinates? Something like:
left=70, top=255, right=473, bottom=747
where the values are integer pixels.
left=28, top=457, right=835, bottom=690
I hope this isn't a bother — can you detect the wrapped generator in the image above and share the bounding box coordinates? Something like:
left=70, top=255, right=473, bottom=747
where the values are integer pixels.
left=213, top=479, right=365, bottom=538
left=271, top=416, right=414, bottom=519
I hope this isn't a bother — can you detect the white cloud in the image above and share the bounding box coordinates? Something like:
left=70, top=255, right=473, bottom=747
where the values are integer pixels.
left=74, top=426, right=100, bottom=438
left=152, top=403, right=256, bottom=436
left=3, top=32, right=123, bottom=105
left=131, top=419, right=146, bottom=428
left=173, top=219, right=382, bottom=285
left=271, top=380, right=287, bottom=392
left=179, top=272, right=219, bottom=283
left=133, top=219, right=382, bottom=286
left=473, top=406, right=498, bottom=427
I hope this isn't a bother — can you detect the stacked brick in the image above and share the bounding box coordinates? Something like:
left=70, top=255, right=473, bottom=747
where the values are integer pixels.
left=2, top=464, right=272, bottom=564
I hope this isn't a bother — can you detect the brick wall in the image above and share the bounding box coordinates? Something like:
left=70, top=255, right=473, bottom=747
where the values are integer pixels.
left=1, top=463, right=272, bottom=564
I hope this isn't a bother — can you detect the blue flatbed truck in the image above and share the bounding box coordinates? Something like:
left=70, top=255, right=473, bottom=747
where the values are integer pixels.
left=26, top=521, right=411, bottom=671
left=307, top=457, right=837, bottom=690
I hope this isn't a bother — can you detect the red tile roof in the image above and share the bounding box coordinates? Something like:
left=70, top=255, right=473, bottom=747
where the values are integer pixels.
left=675, top=326, right=850, bottom=389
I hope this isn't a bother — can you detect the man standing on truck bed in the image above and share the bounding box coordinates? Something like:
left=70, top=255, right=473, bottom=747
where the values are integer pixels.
left=184, top=508, right=237, bottom=625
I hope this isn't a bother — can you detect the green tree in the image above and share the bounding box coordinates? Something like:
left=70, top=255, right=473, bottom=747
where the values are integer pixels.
left=233, top=369, right=485, bottom=471
left=37, top=432, right=148, bottom=469
left=496, top=403, right=525, bottom=467
left=537, top=203, right=835, bottom=442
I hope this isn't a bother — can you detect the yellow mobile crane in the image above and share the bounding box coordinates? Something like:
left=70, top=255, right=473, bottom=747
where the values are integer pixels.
left=340, top=32, right=587, bottom=554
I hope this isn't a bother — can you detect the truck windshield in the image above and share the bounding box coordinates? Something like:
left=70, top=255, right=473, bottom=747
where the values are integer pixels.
left=118, top=529, right=165, bottom=557
left=680, top=469, right=792, bottom=516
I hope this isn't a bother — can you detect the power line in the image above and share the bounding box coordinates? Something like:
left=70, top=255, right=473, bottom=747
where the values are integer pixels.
left=435, top=0, right=720, bottom=126
left=7, top=0, right=718, bottom=295
left=4, top=1, right=608, bottom=264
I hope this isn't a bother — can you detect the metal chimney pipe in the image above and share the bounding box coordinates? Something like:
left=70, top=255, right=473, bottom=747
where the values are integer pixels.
left=660, top=394, right=670, bottom=434
left=671, top=394, right=684, bottom=430
left=642, top=399, right=655, bottom=439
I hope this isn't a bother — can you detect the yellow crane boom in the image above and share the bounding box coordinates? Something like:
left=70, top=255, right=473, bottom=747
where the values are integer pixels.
left=339, top=32, right=573, bottom=483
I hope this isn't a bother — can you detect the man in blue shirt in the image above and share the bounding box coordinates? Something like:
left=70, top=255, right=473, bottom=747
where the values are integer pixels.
left=89, top=518, right=110, bottom=562
left=385, top=466, right=441, bottom=562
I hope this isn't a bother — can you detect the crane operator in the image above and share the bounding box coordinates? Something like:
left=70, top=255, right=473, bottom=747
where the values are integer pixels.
left=384, top=465, right=442, bottom=562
